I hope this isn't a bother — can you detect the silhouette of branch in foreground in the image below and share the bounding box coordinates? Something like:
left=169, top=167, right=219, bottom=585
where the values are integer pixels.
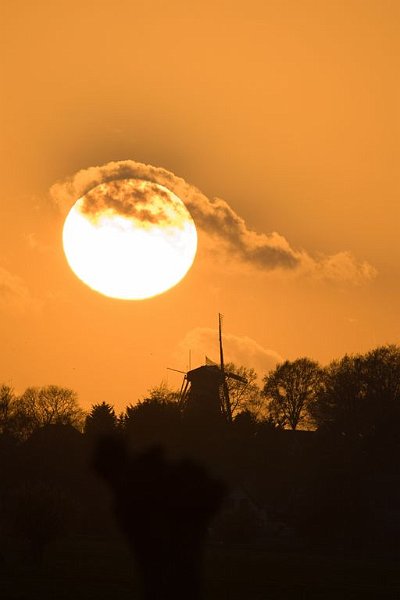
left=93, top=437, right=226, bottom=600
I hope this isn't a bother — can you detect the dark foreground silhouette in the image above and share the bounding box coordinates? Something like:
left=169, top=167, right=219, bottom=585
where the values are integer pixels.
left=2, top=345, right=400, bottom=597
left=93, top=437, right=226, bottom=600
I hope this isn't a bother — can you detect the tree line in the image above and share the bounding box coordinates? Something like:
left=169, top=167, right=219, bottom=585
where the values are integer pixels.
left=2, top=344, right=400, bottom=439
left=1, top=343, right=400, bottom=575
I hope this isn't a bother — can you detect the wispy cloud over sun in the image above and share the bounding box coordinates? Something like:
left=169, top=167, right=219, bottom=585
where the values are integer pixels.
left=50, top=160, right=377, bottom=285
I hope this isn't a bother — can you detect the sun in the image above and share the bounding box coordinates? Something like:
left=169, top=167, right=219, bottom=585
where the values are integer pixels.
left=62, top=179, right=197, bottom=300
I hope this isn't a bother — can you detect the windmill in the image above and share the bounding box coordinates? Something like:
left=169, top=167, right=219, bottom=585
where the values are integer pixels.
left=174, top=314, right=247, bottom=423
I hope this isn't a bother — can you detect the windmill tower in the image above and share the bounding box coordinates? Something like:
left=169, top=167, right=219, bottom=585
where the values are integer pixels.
left=179, top=314, right=247, bottom=423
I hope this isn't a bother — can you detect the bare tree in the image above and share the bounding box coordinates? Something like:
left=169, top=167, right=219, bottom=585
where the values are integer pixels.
left=16, top=385, right=84, bottom=438
left=0, top=384, right=16, bottom=434
left=146, top=382, right=181, bottom=404
left=263, top=358, right=323, bottom=430
left=224, top=363, right=264, bottom=419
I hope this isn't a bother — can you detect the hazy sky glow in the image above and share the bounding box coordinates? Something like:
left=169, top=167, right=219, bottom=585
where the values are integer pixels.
left=0, top=0, right=398, bottom=410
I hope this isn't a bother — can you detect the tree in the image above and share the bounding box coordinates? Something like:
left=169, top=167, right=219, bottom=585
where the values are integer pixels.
left=147, top=382, right=180, bottom=404
left=363, top=345, right=400, bottom=424
left=0, top=385, right=16, bottom=435
left=263, top=358, right=323, bottom=430
left=224, top=363, right=264, bottom=419
left=232, top=409, right=258, bottom=437
left=123, top=386, right=181, bottom=449
left=312, top=345, right=400, bottom=437
left=84, top=402, right=117, bottom=439
left=15, top=385, right=84, bottom=438
left=311, top=354, right=363, bottom=435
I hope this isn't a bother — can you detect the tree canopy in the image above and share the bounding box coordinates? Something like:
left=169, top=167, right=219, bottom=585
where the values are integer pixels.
left=84, top=402, right=117, bottom=439
left=312, top=345, right=400, bottom=437
left=224, top=363, right=264, bottom=419
left=263, top=358, right=323, bottom=430
left=13, top=385, right=84, bottom=439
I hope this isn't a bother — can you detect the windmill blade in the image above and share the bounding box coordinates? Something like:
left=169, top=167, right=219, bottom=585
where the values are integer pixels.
left=218, top=313, right=233, bottom=423
left=178, top=376, right=190, bottom=406
left=167, top=367, right=187, bottom=374
left=225, top=371, right=248, bottom=384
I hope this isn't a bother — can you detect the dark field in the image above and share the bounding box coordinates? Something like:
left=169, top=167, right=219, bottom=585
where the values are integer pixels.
left=1, top=536, right=399, bottom=600
left=3, top=357, right=400, bottom=600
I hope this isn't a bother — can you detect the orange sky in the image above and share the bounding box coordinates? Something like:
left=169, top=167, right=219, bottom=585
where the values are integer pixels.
left=1, top=0, right=399, bottom=412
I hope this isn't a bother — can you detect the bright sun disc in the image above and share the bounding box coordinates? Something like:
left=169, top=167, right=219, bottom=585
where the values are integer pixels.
left=62, top=179, right=197, bottom=300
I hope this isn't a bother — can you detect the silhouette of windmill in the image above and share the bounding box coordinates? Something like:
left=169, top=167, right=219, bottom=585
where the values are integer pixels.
left=170, top=315, right=247, bottom=423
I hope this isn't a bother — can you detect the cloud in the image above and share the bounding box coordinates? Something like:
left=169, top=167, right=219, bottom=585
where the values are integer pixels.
left=306, top=251, right=377, bottom=285
left=50, top=159, right=377, bottom=284
left=175, top=327, right=282, bottom=377
left=0, top=267, right=35, bottom=312
left=79, top=179, right=189, bottom=229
